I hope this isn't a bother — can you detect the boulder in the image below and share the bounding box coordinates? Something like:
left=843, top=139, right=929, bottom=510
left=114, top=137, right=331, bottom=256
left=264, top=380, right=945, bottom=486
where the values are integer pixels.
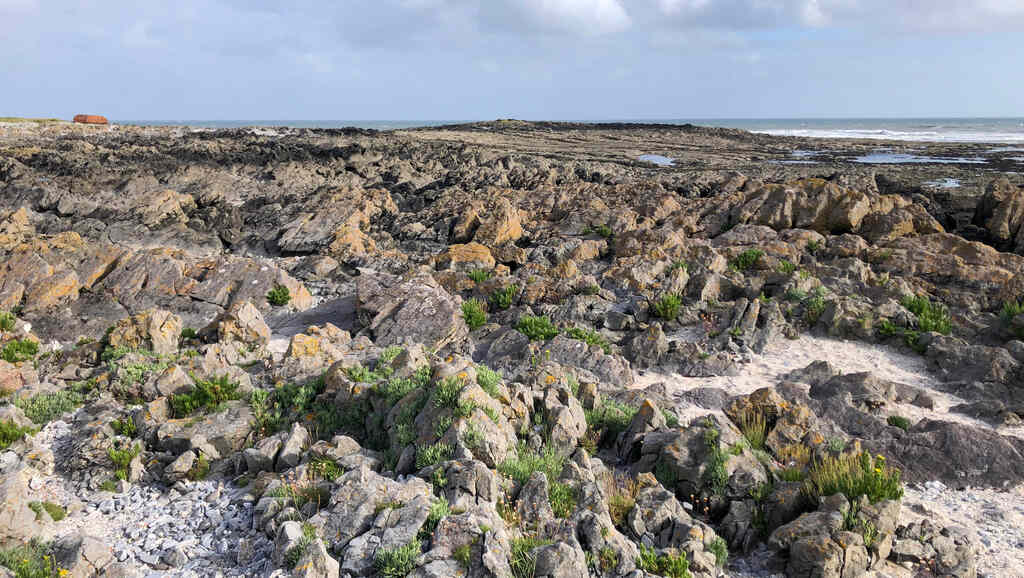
left=73, top=114, right=108, bottom=125
left=356, top=272, right=468, bottom=352
left=209, top=300, right=271, bottom=347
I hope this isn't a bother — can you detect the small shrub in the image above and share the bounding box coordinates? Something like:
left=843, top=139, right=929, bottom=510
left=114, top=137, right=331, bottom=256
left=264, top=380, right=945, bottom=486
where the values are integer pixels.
left=461, top=299, right=488, bottom=331
left=549, top=481, right=578, bottom=518
left=636, top=544, right=691, bottom=578
left=652, top=294, right=682, bottom=320
left=729, top=249, right=764, bottom=272
left=476, top=365, right=502, bottom=398
left=785, top=288, right=807, bottom=302
left=1001, top=300, right=1024, bottom=338
left=107, top=442, right=141, bottom=480
left=467, top=269, right=492, bottom=284
left=416, top=442, right=453, bottom=469
left=565, top=327, right=610, bottom=353
left=374, top=539, right=421, bottom=578
left=266, top=284, right=291, bottom=306
left=515, top=315, right=560, bottom=341
left=804, top=451, right=903, bottom=504
left=887, top=415, right=911, bottom=431
left=180, top=327, right=198, bottom=340
left=709, top=537, right=728, bottom=567
left=453, top=543, right=472, bottom=567
left=510, top=536, right=554, bottom=578
left=901, top=294, right=952, bottom=335
left=309, top=455, right=343, bottom=480
left=1, top=338, right=38, bottom=363
left=28, top=500, right=66, bottom=522
left=806, top=240, right=822, bottom=254
left=735, top=409, right=768, bottom=450
left=170, top=375, right=240, bottom=417
left=15, top=389, right=85, bottom=425
left=702, top=422, right=728, bottom=495
left=0, top=419, right=36, bottom=450
left=377, top=366, right=432, bottom=406
left=0, top=311, right=15, bottom=332
left=778, top=467, right=806, bottom=482
left=585, top=400, right=637, bottom=447
left=489, top=285, right=518, bottom=310
left=777, top=260, right=797, bottom=274
left=346, top=364, right=377, bottom=383
left=586, top=224, right=613, bottom=238
left=110, top=417, right=137, bottom=438
left=433, top=376, right=465, bottom=409
left=578, top=284, right=601, bottom=296
left=0, top=539, right=53, bottom=578
left=187, top=453, right=210, bottom=481
left=827, top=436, right=846, bottom=453
left=498, top=443, right=565, bottom=485
left=419, top=496, right=450, bottom=539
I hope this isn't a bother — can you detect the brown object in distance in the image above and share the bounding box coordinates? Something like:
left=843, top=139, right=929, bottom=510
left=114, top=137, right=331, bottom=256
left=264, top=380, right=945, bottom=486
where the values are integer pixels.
left=73, top=114, right=109, bottom=125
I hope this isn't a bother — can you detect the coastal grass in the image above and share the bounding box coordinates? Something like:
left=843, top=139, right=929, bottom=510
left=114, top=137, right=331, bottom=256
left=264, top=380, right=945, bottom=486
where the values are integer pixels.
left=901, top=294, right=952, bottom=335
left=565, top=326, right=610, bottom=353
left=0, top=419, right=36, bottom=450
left=0, top=539, right=55, bottom=578
left=1, top=338, right=39, bottom=363
left=652, top=294, right=682, bottom=320
left=461, top=299, right=488, bottom=330
left=585, top=399, right=637, bottom=447
left=374, top=539, right=421, bottom=578
left=510, top=536, right=554, bottom=578
left=804, top=451, right=903, bottom=504
left=15, top=388, right=86, bottom=425
left=498, top=443, right=565, bottom=485
left=0, top=117, right=62, bottom=123
left=515, top=315, right=560, bottom=341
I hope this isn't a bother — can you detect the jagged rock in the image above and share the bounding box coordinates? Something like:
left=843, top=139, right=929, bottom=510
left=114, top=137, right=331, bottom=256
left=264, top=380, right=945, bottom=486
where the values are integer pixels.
left=973, top=177, right=1024, bottom=253
left=106, top=309, right=182, bottom=355
left=277, top=422, right=311, bottom=472
left=356, top=272, right=468, bottom=352
left=624, top=324, right=669, bottom=368
left=52, top=532, right=115, bottom=578
left=211, top=300, right=271, bottom=346
left=0, top=467, right=51, bottom=547
left=292, top=540, right=340, bottom=578
left=533, top=542, right=587, bottom=578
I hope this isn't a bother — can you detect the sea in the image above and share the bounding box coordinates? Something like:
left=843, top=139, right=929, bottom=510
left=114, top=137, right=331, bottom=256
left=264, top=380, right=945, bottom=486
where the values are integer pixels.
left=118, top=118, right=1024, bottom=144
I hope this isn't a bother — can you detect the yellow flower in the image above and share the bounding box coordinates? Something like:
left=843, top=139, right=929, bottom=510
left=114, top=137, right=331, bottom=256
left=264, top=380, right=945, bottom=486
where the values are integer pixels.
left=59, top=569, right=70, bottom=577
left=875, top=467, right=882, bottom=473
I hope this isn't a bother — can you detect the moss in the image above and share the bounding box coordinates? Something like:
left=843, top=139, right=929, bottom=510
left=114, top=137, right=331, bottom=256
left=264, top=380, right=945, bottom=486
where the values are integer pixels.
left=28, top=501, right=66, bottom=522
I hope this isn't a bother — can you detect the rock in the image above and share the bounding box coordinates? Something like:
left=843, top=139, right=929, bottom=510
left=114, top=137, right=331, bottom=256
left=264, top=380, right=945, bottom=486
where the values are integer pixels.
left=73, top=114, right=108, bottom=124
left=276, top=422, right=311, bottom=472
left=211, top=300, right=271, bottom=347
left=0, top=467, right=51, bottom=547
left=293, top=540, right=340, bottom=578
left=436, top=242, right=495, bottom=272
left=624, top=324, right=669, bottom=369
left=356, top=272, right=468, bottom=352
left=474, top=198, right=523, bottom=247
left=164, top=450, right=196, bottom=482
left=533, top=542, right=587, bottom=578
left=52, top=532, right=115, bottom=577
left=973, top=177, right=1024, bottom=253
left=106, top=309, right=183, bottom=355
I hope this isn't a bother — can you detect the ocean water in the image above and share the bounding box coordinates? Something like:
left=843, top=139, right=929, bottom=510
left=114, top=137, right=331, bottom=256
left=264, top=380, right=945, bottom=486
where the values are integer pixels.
left=119, top=118, right=1024, bottom=143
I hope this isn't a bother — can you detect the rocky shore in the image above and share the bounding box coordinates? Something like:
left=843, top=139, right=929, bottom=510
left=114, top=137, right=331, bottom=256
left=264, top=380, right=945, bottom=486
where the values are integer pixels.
left=1, top=120, right=1023, bottom=577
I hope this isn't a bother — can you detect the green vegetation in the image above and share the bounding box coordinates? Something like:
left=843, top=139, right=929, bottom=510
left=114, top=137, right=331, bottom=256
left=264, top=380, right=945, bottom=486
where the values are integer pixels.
left=585, top=399, right=637, bottom=448
left=637, top=544, right=692, bottom=578
left=374, top=539, right=421, bottom=578
left=187, top=453, right=210, bottom=481
left=565, top=327, right=610, bottom=353
left=419, top=496, right=450, bottom=539
left=887, top=415, right=911, bottom=431
left=416, top=442, right=453, bottom=469
left=1, top=338, right=38, bottom=363
left=515, top=315, right=560, bottom=341
left=1000, top=300, right=1024, bottom=338
left=309, top=455, right=343, bottom=480
left=461, top=299, right=488, bottom=330
left=709, top=537, right=728, bottom=567
left=0, top=117, right=61, bottom=123
left=827, top=436, right=847, bottom=453
left=0, top=419, right=36, bottom=450
left=804, top=451, right=903, bottom=504
left=433, top=376, right=465, bottom=410
left=583, top=223, right=613, bottom=238
left=901, top=294, right=952, bottom=335
left=777, top=260, right=797, bottom=274
left=28, top=501, right=65, bottom=522
left=652, top=294, right=682, bottom=320
left=489, top=285, right=518, bottom=310
left=15, top=386, right=87, bottom=425
left=107, top=442, right=141, bottom=480
left=578, top=284, right=601, bottom=296
left=878, top=319, right=926, bottom=353
left=284, top=524, right=319, bottom=569
left=468, top=269, right=492, bottom=284
left=376, top=366, right=432, bottom=406
left=669, top=261, right=689, bottom=274
left=346, top=364, right=377, bottom=383
left=170, top=375, right=240, bottom=418
left=549, top=482, right=578, bottom=518
left=0, top=311, right=15, bottom=332
left=498, top=443, right=565, bottom=485
left=266, top=284, right=291, bottom=306
left=476, top=365, right=502, bottom=398
left=806, top=240, right=823, bottom=254
left=0, top=539, right=55, bottom=578
left=180, top=327, right=198, bottom=340
left=803, top=287, right=828, bottom=325
left=510, top=536, right=554, bottom=578
left=110, top=417, right=137, bottom=438
left=784, top=288, right=807, bottom=302
left=453, top=543, right=472, bottom=567
left=701, top=421, right=728, bottom=496
left=99, top=479, right=119, bottom=492
left=729, top=249, right=764, bottom=272
left=735, top=408, right=767, bottom=450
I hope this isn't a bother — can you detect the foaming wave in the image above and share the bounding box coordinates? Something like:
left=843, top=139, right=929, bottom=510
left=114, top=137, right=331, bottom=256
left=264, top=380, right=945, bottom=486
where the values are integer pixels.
left=758, top=128, right=1024, bottom=143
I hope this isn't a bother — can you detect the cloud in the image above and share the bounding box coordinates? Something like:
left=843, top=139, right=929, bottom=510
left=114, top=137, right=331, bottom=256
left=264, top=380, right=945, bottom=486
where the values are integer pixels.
left=514, top=0, right=632, bottom=35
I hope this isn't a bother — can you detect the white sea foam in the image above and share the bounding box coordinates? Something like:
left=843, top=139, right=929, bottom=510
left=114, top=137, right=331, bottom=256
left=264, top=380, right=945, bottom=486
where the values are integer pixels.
left=759, top=128, right=1024, bottom=144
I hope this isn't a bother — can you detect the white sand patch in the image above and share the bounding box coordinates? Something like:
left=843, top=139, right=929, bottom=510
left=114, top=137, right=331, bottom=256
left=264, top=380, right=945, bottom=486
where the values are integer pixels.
left=902, top=482, right=1024, bottom=578
left=633, top=332, right=1024, bottom=439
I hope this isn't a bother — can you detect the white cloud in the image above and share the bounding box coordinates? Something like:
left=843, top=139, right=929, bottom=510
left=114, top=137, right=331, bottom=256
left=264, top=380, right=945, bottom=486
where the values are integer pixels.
left=515, top=0, right=632, bottom=35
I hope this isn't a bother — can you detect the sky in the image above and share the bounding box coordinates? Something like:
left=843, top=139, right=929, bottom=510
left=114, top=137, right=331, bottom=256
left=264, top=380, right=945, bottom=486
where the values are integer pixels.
left=1, top=0, right=1022, bottom=120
